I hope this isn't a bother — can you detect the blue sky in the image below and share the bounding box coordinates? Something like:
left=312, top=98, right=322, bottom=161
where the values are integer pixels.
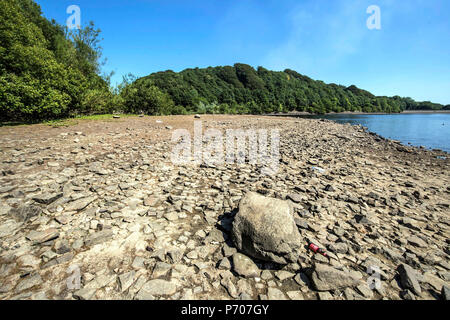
left=36, top=0, right=450, bottom=104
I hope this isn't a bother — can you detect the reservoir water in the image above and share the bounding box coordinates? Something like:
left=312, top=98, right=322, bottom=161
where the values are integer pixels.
left=301, top=113, right=450, bottom=153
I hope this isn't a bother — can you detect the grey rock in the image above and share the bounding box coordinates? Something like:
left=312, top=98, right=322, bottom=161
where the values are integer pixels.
left=118, top=271, right=136, bottom=292
left=232, top=192, right=302, bottom=264
left=65, top=196, right=96, bottom=212
left=73, top=288, right=97, bottom=300
left=204, top=228, right=225, bottom=243
left=0, top=186, right=16, bottom=194
left=232, top=253, right=260, bottom=278
left=32, top=192, right=63, bottom=205
left=138, top=279, right=177, bottom=296
left=131, top=256, right=145, bottom=269
left=152, top=262, right=171, bottom=278
left=309, top=263, right=360, bottom=291
left=221, top=277, right=238, bottom=299
left=294, top=217, right=309, bottom=230
left=286, top=291, right=304, bottom=300
left=222, top=244, right=237, bottom=257
left=85, top=229, right=113, bottom=246
left=400, top=289, right=416, bottom=300
left=397, top=263, right=422, bottom=295
left=441, top=285, right=450, bottom=300
left=8, top=205, right=41, bottom=222
left=356, top=284, right=374, bottom=299
left=218, top=257, right=231, bottom=270
left=328, top=242, right=348, bottom=254
left=317, top=291, right=333, bottom=300
left=261, top=270, right=273, bottom=280
left=53, top=239, right=70, bottom=254
left=26, top=228, right=59, bottom=244
left=287, top=193, right=302, bottom=203
left=275, top=270, right=295, bottom=281
left=407, top=235, right=427, bottom=248
left=15, top=273, right=43, bottom=293
left=267, top=287, right=287, bottom=300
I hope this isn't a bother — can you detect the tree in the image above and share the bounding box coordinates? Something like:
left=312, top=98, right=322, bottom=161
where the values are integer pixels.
left=0, top=0, right=113, bottom=121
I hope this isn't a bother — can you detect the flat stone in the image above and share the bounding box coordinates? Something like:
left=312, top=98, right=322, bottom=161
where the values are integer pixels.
left=15, top=273, right=43, bottom=293
left=32, top=193, right=63, bottom=205
left=17, top=254, right=41, bottom=269
left=356, top=284, right=374, bottom=299
left=85, top=229, right=113, bottom=247
left=73, top=288, right=97, bottom=300
left=232, top=253, right=260, bottom=278
left=423, top=272, right=447, bottom=292
left=205, top=229, right=225, bottom=243
left=261, top=270, right=273, bottom=280
left=317, top=291, right=333, bottom=300
left=286, top=291, right=304, bottom=300
left=407, top=235, right=427, bottom=248
left=309, top=263, right=360, bottom=291
left=222, top=245, right=237, bottom=257
left=8, top=205, right=41, bottom=222
left=65, top=196, right=96, bottom=212
left=152, top=262, right=172, bottom=278
left=218, top=257, right=231, bottom=270
left=267, top=287, right=287, bottom=300
left=138, top=279, right=177, bottom=296
left=294, top=217, right=309, bottom=230
left=26, top=228, right=59, bottom=244
left=287, top=193, right=303, bottom=203
left=275, top=270, right=295, bottom=281
left=47, top=162, right=60, bottom=167
left=118, top=271, right=136, bottom=292
left=397, top=263, right=421, bottom=295
left=0, top=186, right=16, bottom=194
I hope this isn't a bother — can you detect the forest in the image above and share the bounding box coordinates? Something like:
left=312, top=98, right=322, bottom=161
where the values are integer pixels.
left=1, top=0, right=448, bottom=121
left=128, top=65, right=448, bottom=116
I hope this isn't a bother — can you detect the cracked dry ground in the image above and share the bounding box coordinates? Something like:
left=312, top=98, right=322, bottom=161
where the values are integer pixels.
left=0, top=114, right=449, bottom=300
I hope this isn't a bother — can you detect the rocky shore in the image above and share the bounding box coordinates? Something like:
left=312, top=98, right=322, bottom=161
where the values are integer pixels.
left=0, top=115, right=449, bottom=300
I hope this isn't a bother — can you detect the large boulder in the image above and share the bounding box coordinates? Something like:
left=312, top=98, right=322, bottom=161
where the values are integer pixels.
left=231, top=192, right=302, bottom=264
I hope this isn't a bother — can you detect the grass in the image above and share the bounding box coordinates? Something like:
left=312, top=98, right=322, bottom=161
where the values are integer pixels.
left=0, top=114, right=138, bottom=128
left=44, top=114, right=140, bottom=127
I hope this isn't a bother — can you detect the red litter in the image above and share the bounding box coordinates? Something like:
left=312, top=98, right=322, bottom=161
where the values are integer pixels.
left=308, top=243, right=327, bottom=257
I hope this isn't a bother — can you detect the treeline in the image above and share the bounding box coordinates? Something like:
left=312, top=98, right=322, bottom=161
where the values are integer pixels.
left=125, top=65, right=447, bottom=115
left=0, top=0, right=447, bottom=121
left=0, top=0, right=116, bottom=121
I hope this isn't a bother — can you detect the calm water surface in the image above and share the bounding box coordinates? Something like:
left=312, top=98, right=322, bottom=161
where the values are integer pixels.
left=301, top=113, right=450, bottom=153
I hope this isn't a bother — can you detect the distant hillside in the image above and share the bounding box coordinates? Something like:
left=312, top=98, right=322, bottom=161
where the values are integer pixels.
left=121, top=64, right=446, bottom=115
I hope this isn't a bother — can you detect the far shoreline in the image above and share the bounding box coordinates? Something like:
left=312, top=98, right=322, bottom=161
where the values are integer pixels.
left=267, top=109, right=450, bottom=117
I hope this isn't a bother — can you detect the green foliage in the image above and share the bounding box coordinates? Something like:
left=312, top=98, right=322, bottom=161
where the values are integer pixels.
left=120, top=78, right=175, bottom=115
left=126, top=64, right=445, bottom=115
left=0, top=0, right=113, bottom=121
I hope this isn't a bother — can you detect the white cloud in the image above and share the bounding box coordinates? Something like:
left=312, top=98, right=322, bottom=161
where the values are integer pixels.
left=261, top=1, right=370, bottom=75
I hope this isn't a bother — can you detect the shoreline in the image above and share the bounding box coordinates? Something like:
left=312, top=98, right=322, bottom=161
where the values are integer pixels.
left=268, top=110, right=450, bottom=117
